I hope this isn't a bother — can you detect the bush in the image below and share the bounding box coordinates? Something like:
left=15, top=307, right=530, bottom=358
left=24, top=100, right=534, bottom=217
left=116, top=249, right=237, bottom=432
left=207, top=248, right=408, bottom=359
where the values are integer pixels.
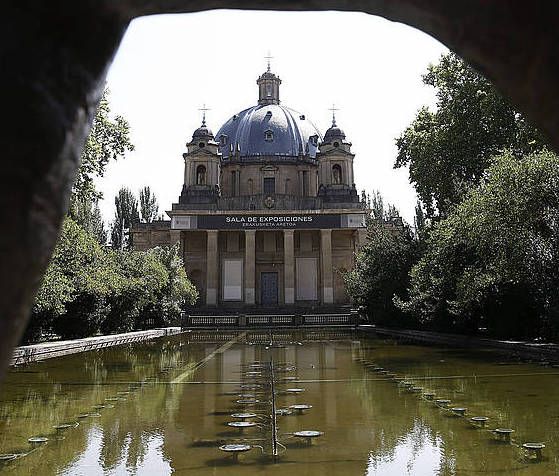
left=27, top=219, right=198, bottom=342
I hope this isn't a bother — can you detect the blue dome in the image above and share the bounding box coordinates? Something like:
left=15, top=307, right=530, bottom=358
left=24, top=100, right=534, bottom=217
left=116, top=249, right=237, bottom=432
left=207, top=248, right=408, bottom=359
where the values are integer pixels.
left=216, top=104, right=322, bottom=159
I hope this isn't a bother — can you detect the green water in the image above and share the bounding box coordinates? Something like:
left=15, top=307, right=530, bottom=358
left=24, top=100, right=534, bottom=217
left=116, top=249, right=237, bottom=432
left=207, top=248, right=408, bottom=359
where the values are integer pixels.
left=0, top=330, right=558, bottom=475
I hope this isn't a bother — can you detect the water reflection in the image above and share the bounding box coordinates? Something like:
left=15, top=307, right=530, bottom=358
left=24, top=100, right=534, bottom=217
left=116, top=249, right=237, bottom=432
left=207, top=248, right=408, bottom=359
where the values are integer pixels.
left=366, top=421, right=447, bottom=475
left=0, top=331, right=557, bottom=474
left=60, top=428, right=172, bottom=476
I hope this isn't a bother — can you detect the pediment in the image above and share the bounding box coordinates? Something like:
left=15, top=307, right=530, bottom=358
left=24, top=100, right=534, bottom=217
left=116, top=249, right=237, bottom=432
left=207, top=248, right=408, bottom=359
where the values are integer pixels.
left=317, top=148, right=354, bottom=158
left=187, top=148, right=219, bottom=158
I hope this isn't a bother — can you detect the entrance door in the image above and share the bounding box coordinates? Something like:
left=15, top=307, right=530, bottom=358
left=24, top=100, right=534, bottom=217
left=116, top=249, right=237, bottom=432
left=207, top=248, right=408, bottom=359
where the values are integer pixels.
left=260, top=272, right=279, bottom=305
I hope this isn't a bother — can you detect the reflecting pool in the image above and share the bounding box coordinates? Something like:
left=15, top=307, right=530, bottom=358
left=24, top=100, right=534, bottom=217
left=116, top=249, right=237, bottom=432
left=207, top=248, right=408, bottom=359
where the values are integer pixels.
left=0, top=330, right=558, bottom=475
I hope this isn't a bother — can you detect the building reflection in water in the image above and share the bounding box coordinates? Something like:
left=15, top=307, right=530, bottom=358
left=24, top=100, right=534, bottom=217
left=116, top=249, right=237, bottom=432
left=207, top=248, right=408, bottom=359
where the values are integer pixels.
left=0, top=330, right=558, bottom=475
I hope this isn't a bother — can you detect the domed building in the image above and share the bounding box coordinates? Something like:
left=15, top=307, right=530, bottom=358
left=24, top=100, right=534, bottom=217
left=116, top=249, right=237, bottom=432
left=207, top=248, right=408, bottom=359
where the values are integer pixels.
left=132, top=65, right=366, bottom=312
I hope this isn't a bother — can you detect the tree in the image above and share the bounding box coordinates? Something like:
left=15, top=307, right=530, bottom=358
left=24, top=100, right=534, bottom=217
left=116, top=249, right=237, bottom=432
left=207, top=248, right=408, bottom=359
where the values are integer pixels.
left=73, top=89, right=134, bottom=203
left=29, top=218, right=120, bottom=340
left=386, top=204, right=399, bottom=219
left=139, top=186, right=159, bottom=223
left=141, top=244, right=198, bottom=327
left=101, top=250, right=167, bottom=334
left=398, top=150, right=559, bottom=339
left=111, top=187, right=139, bottom=249
left=369, top=190, right=384, bottom=220
left=345, top=219, right=418, bottom=327
left=413, top=200, right=427, bottom=240
left=395, top=53, right=546, bottom=218
left=68, top=196, right=107, bottom=244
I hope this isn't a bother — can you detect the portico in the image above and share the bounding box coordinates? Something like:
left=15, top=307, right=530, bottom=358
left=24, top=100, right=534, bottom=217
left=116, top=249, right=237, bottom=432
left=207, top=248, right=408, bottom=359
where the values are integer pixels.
left=166, top=212, right=364, bottom=307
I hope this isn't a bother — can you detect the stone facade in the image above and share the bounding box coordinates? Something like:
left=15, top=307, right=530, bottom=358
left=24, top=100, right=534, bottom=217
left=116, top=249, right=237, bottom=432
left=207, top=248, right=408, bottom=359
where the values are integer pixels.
left=131, top=66, right=366, bottom=309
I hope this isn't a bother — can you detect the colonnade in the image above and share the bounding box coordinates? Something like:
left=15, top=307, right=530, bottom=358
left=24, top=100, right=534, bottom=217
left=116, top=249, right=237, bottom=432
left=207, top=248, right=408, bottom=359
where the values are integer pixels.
left=171, top=228, right=366, bottom=306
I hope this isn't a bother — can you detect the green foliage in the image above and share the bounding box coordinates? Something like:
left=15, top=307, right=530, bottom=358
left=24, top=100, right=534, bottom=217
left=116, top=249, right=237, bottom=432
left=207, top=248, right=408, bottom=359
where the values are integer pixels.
left=68, top=195, right=107, bottom=244
left=139, top=186, right=159, bottom=223
left=352, top=55, right=553, bottom=340
left=345, top=218, right=418, bottom=326
left=141, top=245, right=199, bottom=327
left=30, top=218, right=116, bottom=340
left=413, top=201, right=427, bottom=241
left=28, top=219, right=198, bottom=342
left=73, top=89, right=134, bottom=203
left=369, top=190, right=385, bottom=220
left=395, top=53, right=546, bottom=218
left=398, top=150, right=559, bottom=338
left=361, top=189, right=402, bottom=222
left=111, top=187, right=140, bottom=250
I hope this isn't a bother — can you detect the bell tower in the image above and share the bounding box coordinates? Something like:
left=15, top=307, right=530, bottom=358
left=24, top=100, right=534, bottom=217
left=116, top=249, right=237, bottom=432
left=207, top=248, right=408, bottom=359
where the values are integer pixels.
left=318, top=107, right=359, bottom=204
left=178, top=107, right=220, bottom=205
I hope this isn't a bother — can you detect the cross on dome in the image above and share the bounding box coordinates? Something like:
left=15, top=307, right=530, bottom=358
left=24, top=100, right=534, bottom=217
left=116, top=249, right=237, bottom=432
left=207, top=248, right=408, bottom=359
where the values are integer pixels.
left=328, top=104, right=339, bottom=127
left=264, top=51, right=273, bottom=72
left=198, top=104, right=210, bottom=126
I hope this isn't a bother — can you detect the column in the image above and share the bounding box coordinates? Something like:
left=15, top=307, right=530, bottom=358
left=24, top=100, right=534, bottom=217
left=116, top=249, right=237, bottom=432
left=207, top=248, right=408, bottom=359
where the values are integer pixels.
left=206, top=230, right=218, bottom=305
left=321, top=229, right=334, bottom=304
left=284, top=230, right=295, bottom=304
left=244, top=230, right=255, bottom=305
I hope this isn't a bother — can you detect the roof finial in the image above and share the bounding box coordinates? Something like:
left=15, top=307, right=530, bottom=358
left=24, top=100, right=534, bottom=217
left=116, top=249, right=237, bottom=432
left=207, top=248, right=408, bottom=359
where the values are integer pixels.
left=329, top=104, right=339, bottom=127
left=265, top=51, right=273, bottom=72
left=198, top=104, right=210, bottom=126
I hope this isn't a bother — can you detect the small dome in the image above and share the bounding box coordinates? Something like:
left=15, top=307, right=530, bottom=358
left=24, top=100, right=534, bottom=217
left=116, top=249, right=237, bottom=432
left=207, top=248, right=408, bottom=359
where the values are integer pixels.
left=192, top=122, right=214, bottom=141
left=323, top=124, right=346, bottom=144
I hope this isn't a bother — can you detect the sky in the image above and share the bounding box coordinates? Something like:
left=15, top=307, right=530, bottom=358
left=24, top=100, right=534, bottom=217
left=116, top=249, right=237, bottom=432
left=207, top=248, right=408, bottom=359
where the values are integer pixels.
left=99, top=10, right=448, bottom=225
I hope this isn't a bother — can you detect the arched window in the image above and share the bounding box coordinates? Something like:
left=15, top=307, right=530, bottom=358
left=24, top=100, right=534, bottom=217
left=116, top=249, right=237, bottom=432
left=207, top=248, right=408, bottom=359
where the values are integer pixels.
left=196, top=165, right=206, bottom=185
left=264, top=129, right=274, bottom=142
left=332, top=164, right=342, bottom=184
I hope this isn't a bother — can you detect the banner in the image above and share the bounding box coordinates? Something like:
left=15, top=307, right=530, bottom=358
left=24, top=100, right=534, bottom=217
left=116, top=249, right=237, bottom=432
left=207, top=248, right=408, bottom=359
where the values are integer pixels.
left=197, top=214, right=343, bottom=229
